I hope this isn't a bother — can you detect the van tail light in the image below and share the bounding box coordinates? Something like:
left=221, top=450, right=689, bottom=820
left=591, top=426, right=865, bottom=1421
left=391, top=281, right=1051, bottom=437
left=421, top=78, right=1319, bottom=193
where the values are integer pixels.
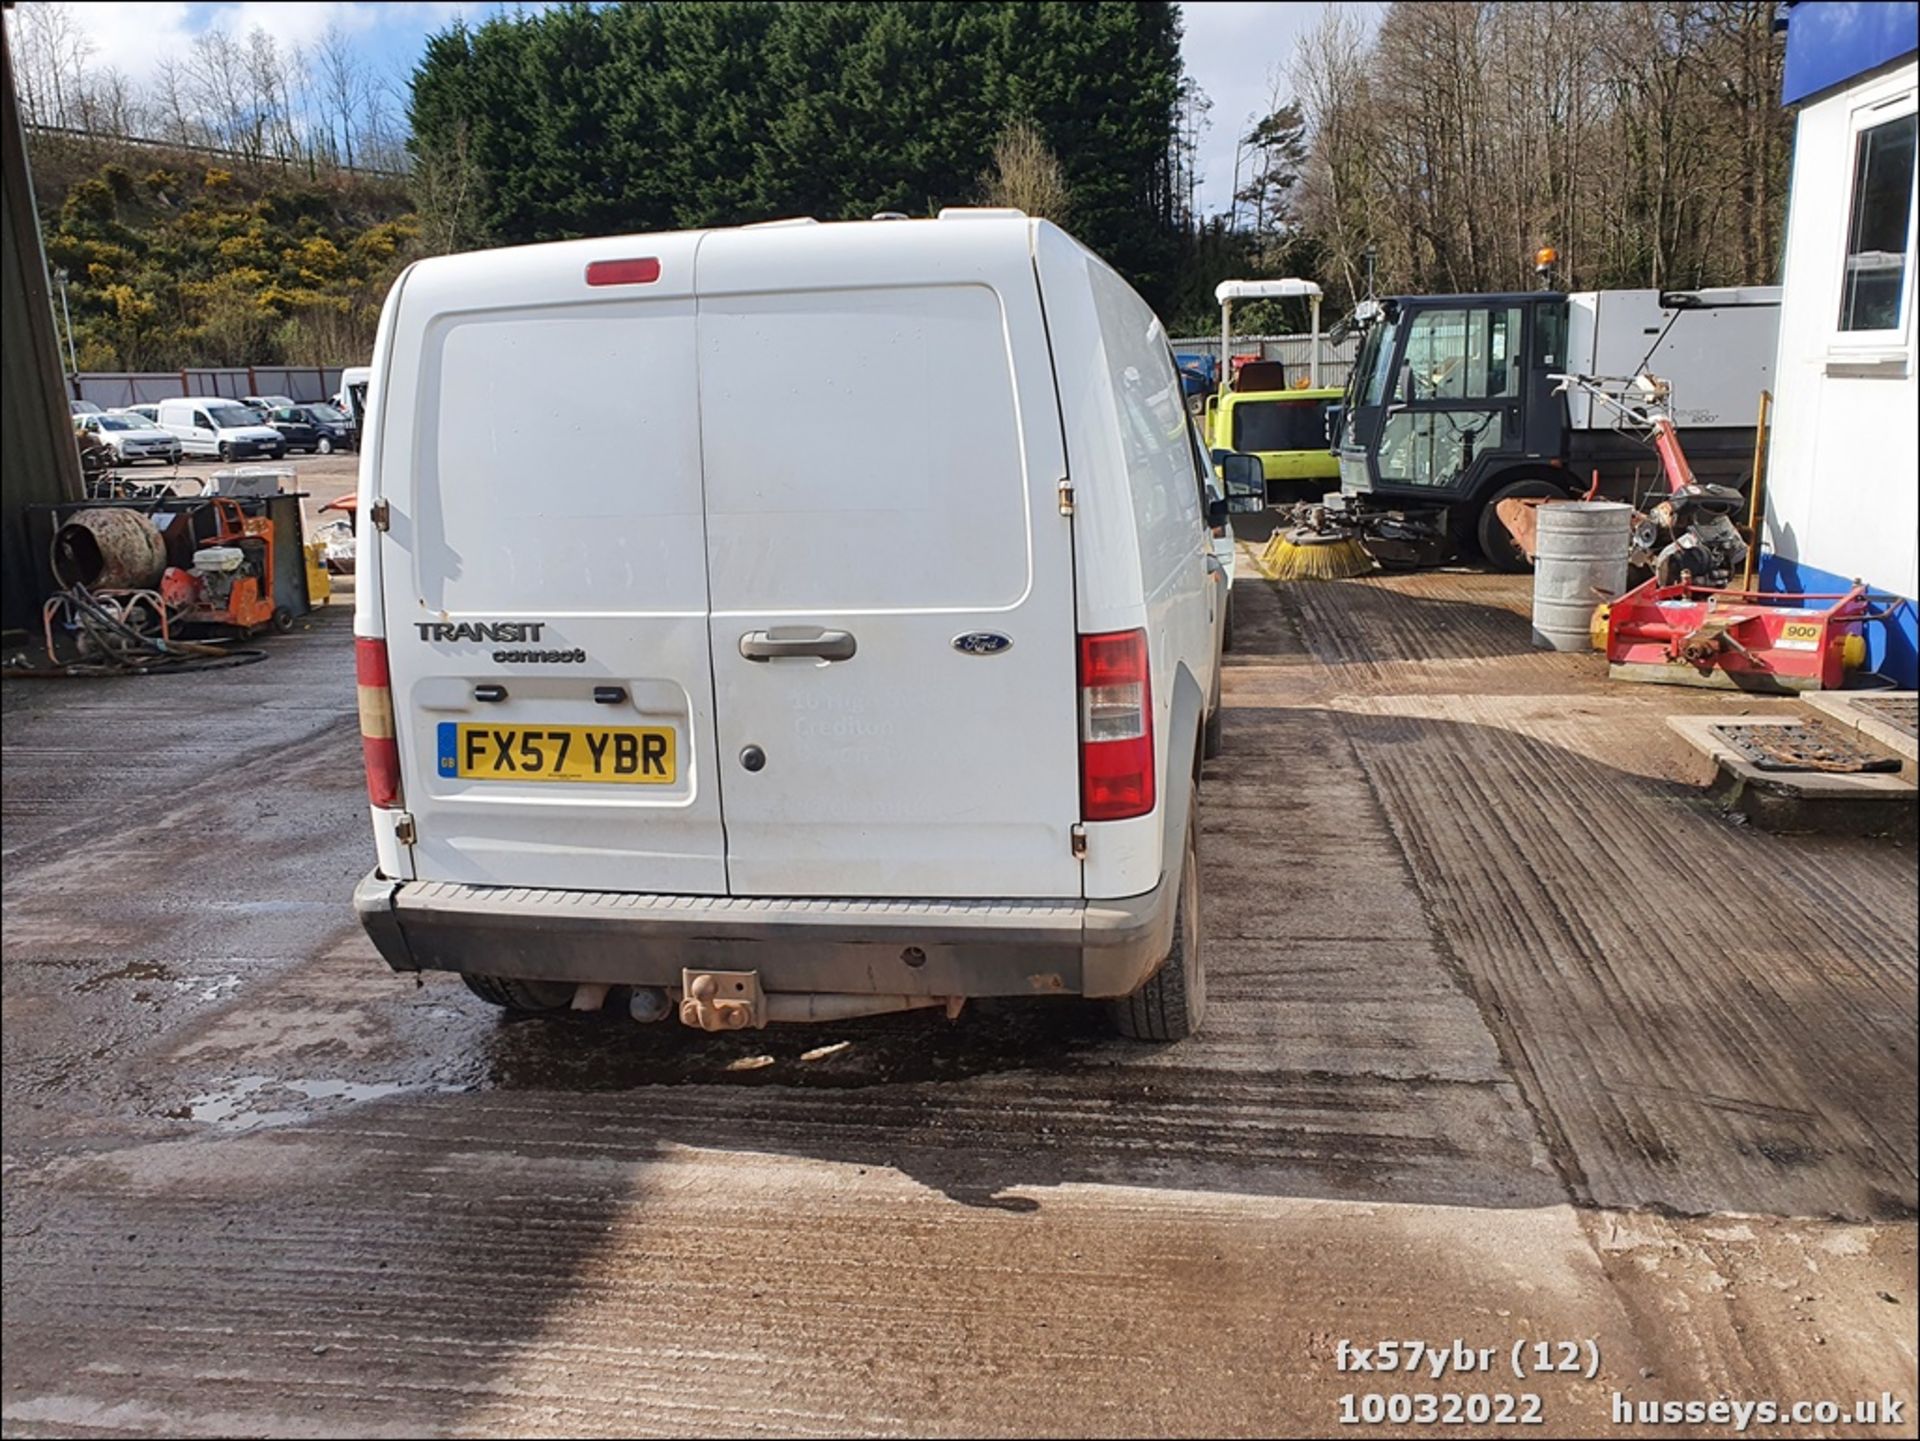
left=1078, top=628, right=1154, bottom=822
left=356, top=637, right=402, bottom=809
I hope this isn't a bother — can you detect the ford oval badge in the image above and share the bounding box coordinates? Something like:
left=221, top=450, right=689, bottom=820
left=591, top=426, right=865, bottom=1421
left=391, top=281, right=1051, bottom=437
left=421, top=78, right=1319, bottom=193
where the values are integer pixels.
left=952, top=631, right=1013, bottom=656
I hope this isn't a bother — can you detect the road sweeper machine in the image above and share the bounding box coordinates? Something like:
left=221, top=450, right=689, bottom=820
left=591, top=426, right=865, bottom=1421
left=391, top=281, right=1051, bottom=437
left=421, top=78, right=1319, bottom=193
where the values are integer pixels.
left=1323, top=285, right=1781, bottom=570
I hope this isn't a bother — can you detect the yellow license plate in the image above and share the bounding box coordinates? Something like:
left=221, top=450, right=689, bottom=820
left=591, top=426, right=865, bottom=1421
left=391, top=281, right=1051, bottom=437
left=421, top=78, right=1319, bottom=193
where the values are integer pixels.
left=437, top=723, right=675, bottom=783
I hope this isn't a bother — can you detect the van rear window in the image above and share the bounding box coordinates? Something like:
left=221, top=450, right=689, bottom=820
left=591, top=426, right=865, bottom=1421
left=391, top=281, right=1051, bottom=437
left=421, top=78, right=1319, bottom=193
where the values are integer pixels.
left=1232, top=398, right=1331, bottom=453
left=698, top=284, right=1030, bottom=611
left=414, top=302, right=708, bottom=612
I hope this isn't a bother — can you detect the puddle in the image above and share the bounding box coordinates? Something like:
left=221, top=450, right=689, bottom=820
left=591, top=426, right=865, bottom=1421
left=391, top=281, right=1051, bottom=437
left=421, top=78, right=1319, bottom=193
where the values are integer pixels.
left=461, top=995, right=1108, bottom=1093
left=169, top=1075, right=418, bottom=1131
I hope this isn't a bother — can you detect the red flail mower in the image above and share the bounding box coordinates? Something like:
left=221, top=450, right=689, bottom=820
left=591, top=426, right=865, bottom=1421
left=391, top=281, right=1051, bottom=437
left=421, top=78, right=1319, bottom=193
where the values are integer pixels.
left=1603, top=580, right=1875, bottom=692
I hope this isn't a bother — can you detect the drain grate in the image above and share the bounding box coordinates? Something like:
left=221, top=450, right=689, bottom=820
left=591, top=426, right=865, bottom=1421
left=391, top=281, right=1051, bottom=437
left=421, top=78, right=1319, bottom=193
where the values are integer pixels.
left=1854, top=695, right=1918, bottom=741
left=1713, top=720, right=1901, bottom=773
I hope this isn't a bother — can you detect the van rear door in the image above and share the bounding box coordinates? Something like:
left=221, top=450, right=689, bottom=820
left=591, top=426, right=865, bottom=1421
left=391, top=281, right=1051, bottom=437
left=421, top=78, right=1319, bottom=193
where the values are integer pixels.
left=375, top=234, right=727, bottom=893
left=695, top=220, right=1083, bottom=898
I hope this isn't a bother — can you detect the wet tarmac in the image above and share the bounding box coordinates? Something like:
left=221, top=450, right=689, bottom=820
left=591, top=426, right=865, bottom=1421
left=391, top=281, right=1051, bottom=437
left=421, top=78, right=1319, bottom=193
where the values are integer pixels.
left=2, top=556, right=1914, bottom=1436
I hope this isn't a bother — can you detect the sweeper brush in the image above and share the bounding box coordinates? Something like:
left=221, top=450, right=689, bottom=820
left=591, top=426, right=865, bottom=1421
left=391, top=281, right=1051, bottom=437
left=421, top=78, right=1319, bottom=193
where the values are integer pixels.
left=1258, top=527, right=1374, bottom=581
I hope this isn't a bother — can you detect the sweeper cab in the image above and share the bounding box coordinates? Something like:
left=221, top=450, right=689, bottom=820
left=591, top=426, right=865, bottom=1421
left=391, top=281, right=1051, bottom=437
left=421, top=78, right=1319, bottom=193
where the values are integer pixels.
left=1326, top=284, right=1780, bottom=572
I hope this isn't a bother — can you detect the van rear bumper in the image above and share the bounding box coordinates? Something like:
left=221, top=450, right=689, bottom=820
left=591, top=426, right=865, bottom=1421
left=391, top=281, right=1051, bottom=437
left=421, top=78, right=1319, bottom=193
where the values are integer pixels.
left=354, top=871, right=1174, bottom=1000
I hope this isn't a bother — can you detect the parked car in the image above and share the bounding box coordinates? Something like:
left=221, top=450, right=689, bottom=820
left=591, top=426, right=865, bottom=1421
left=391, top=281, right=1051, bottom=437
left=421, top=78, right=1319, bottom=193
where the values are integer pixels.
left=69, top=399, right=102, bottom=416
left=73, top=410, right=182, bottom=466
left=292, top=402, right=354, bottom=453
left=120, top=403, right=160, bottom=424
left=243, top=394, right=298, bottom=410
left=156, top=397, right=286, bottom=460
left=258, top=405, right=323, bottom=453
left=352, top=213, right=1228, bottom=1042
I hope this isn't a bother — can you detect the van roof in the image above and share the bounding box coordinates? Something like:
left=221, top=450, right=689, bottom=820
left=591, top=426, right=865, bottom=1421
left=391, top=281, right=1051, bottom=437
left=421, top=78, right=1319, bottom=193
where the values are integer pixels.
left=401, top=210, right=1047, bottom=296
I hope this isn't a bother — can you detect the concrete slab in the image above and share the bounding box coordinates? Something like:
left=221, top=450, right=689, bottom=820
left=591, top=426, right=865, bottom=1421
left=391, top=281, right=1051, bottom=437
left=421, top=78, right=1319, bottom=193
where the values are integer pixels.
left=1665, top=713, right=1916, bottom=835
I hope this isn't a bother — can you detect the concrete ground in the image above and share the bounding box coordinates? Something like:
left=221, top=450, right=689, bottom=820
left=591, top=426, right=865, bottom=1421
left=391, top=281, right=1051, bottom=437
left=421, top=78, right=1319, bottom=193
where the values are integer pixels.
left=2, top=541, right=1914, bottom=1437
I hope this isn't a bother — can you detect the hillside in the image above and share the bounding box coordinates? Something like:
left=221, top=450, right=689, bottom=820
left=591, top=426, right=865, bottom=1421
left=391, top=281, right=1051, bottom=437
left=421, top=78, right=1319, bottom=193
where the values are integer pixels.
left=27, top=133, right=419, bottom=372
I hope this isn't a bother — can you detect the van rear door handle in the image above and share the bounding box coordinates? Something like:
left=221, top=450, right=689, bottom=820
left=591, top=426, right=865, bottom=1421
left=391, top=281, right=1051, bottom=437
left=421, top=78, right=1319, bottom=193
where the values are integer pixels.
left=739, top=628, right=857, bottom=662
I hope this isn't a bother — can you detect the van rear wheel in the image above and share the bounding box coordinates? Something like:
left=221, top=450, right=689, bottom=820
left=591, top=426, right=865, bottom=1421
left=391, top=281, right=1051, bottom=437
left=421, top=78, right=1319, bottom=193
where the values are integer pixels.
left=1110, top=793, right=1205, bottom=1042
left=462, top=974, right=576, bottom=1013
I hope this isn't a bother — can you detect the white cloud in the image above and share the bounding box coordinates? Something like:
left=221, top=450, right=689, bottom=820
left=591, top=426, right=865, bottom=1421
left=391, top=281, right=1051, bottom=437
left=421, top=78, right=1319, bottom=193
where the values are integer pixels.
left=40, top=0, right=466, bottom=85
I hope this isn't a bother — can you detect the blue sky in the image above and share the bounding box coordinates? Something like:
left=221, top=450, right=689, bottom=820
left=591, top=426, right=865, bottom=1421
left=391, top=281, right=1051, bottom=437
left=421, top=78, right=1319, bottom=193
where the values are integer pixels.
left=54, top=0, right=1373, bottom=218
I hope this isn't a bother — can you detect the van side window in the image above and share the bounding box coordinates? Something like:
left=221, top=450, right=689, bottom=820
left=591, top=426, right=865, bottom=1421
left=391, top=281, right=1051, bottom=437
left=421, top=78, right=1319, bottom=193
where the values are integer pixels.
left=1089, top=264, right=1202, bottom=581
left=193, top=412, right=212, bottom=430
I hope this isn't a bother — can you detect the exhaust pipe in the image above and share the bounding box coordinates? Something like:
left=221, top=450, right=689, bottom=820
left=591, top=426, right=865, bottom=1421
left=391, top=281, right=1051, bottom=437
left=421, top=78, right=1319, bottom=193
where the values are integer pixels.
left=762, top=993, right=949, bottom=1024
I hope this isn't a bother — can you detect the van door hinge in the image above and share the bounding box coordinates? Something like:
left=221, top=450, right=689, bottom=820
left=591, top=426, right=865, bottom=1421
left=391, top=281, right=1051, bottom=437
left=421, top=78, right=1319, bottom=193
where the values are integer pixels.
left=393, top=811, right=416, bottom=845
left=1056, top=478, right=1075, bottom=516
left=370, top=498, right=390, bottom=531
left=1070, top=823, right=1087, bottom=859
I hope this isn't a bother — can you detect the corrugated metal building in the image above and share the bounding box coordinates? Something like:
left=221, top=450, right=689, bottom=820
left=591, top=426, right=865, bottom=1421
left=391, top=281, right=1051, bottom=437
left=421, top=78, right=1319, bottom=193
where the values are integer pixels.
left=1, top=8, right=83, bottom=635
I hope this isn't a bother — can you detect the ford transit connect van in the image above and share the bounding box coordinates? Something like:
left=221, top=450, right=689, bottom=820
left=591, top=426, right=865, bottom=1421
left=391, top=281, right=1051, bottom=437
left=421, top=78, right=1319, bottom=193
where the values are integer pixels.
left=157, top=398, right=286, bottom=460
left=353, top=212, right=1233, bottom=1041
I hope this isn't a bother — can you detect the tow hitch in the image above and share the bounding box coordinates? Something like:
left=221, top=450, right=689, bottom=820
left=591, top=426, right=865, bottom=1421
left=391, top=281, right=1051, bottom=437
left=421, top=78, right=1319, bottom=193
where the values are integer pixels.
left=679, top=969, right=765, bottom=1031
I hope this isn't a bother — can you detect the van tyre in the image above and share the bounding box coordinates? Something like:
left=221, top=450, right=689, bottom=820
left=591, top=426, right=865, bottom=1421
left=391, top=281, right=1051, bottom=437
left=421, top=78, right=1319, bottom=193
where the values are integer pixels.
left=1110, top=794, right=1205, bottom=1042
left=218, top=443, right=233, bottom=462
left=462, top=974, right=576, bottom=1012
left=1478, top=479, right=1566, bottom=573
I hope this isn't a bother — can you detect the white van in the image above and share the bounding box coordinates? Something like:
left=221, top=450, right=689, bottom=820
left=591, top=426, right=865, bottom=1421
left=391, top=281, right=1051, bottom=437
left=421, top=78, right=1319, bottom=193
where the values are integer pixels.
left=332, top=366, right=371, bottom=442
left=352, top=211, right=1245, bottom=1041
left=156, top=397, right=286, bottom=461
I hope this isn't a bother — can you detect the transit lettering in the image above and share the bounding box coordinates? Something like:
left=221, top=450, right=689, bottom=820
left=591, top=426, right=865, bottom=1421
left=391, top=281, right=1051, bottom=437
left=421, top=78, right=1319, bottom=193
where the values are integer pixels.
left=417, top=621, right=546, bottom=643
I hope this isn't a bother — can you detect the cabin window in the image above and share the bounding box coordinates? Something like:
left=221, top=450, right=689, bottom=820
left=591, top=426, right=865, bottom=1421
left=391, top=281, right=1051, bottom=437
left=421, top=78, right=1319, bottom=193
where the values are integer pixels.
left=1839, top=109, right=1916, bottom=334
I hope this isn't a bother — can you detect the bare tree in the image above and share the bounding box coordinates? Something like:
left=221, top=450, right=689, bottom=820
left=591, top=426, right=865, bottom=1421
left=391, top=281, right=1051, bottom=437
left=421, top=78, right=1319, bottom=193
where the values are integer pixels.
left=185, top=28, right=251, bottom=156
left=9, top=0, right=96, bottom=126
left=979, top=118, right=1073, bottom=224
left=1293, top=0, right=1791, bottom=303
left=150, top=56, right=201, bottom=147
left=72, top=65, right=145, bottom=139
left=313, top=21, right=366, bottom=169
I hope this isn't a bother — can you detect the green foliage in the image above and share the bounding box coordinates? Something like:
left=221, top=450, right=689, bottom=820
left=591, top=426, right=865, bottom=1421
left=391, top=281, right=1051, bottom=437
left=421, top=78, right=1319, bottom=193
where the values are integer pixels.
left=408, top=1, right=1186, bottom=310
left=36, top=156, right=418, bottom=369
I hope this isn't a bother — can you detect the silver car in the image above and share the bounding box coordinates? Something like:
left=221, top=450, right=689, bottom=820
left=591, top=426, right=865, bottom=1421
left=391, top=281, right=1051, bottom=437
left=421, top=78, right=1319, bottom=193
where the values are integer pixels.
left=76, top=411, right=182, bottom=466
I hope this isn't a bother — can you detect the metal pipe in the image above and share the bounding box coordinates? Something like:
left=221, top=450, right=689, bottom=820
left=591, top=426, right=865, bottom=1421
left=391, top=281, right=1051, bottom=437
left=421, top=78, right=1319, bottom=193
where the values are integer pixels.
left=54, top=267, right=78, bottom=378
left=1218, top=298, right=1232, bottom=398
left=1739, top=389, right=1772, bottom=592
left=1309, top=295, right=1321, bottom=387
